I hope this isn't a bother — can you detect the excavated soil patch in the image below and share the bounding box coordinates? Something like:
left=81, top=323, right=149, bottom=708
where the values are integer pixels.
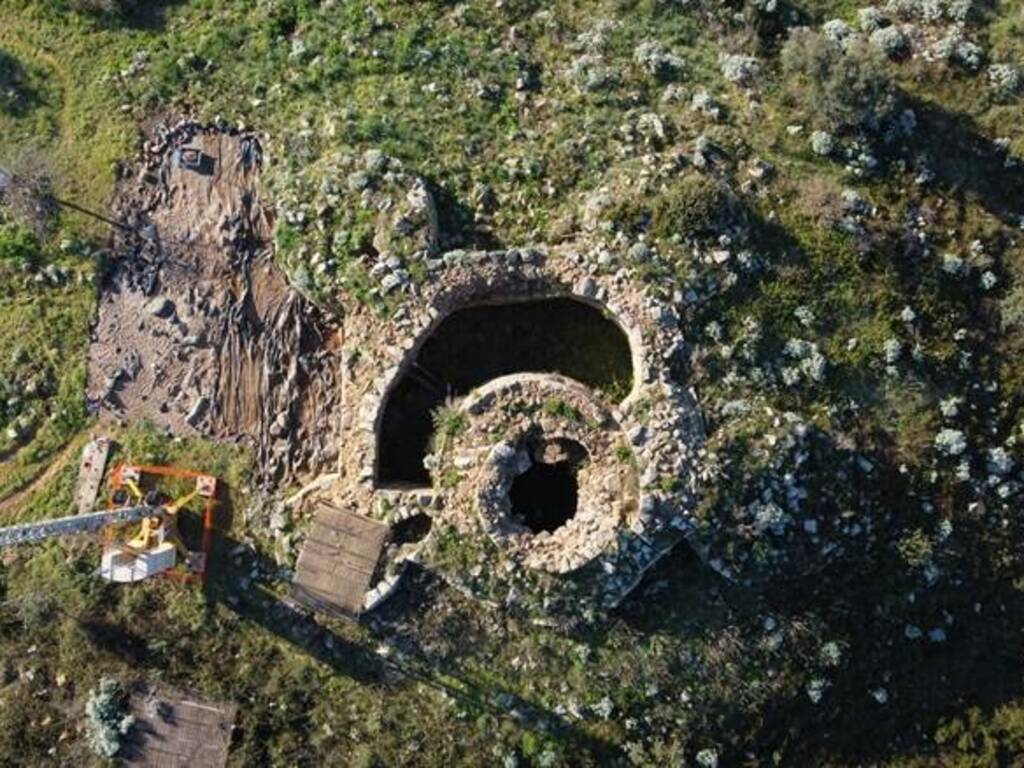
left=88, top=122, right=341, bottom=483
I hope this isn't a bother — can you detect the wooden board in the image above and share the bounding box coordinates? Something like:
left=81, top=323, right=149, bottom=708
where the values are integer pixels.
left=121, top=684, right=237, bottom=768
left=292, top=500, right=389, bottom=617
left=75, top=437, right=112, bottom=514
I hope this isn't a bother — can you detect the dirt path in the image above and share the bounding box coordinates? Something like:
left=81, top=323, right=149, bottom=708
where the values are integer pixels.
left=0, top=31, right=90, bottom=522
left=0, top=23, right=126, bottom=217
left=0, top=437, right=84, bottom=521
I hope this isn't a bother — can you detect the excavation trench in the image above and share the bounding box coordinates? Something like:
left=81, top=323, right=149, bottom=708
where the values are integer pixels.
left=88, top=124, right=341, bottom=485
left=376, top=297, right=634, bottom=486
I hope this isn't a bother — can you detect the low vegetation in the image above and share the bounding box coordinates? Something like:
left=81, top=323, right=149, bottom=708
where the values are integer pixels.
left=0, top=0, right=1023, bottom=765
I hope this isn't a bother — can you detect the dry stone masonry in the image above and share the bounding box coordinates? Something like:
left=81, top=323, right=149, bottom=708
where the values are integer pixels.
left=445, top=374, right=638, bottom=575
left=93, top=131, right=706, bottom=616
left=326, top=231, right=706, bottom=614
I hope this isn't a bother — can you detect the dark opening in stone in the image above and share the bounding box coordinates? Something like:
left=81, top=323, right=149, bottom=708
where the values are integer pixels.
left=510, top=461, right=579, bottom=534
left=391, top=513, right=433, bottom=545
left=377, top=297, right=633, bottom=486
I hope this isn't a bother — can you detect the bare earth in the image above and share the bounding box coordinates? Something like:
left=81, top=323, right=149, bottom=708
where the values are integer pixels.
left=88, top=125, right=341, bottom=484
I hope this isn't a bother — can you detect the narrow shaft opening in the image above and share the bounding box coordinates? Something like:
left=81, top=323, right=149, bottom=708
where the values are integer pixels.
left=391, top=513, right=433, bottom=545
left=510, top=461, right=578, bottom=534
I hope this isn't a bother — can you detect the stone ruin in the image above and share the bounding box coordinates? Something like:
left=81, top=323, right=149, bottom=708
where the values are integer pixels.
left=87, top=125, right=704, bottom=616
left=323, top=224, right=706, bottom=614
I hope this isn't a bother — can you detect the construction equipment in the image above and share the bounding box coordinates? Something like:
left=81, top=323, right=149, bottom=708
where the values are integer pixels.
left=0, top=463, right=218, bottom=585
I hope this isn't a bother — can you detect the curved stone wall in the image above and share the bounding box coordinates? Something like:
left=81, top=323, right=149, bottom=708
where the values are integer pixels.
left=444, top=374, right=637, bottom=574
left=376, top=296, right=634, bottom=485
left=328, top=244, right=705, bottom=611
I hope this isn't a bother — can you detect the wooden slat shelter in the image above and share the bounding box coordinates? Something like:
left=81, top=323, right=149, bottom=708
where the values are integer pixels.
left=292, top=500, right=389, bottom=617
left=120, top=684, right=237, bottom=768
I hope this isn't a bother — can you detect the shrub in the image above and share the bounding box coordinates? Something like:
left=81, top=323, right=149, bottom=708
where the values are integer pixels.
left=0, top=150, right=57, bottom=234
left=0, top=223, right=39, bottom=265
left=885, top=0, right=973, bottom=23
left=870, top=26, right=911, bottom=60
left=431, top=405, right=467, bottom=456
left=84, top=678, right=135, bottom=758
left=633, top=40, right=685, bottom=80
left=570, top=54, right=617, bottom=92
left=809, top=130, right=836, bottom=156
left=896, top=528, right=934, bottom=567
left=691, top=89, right=723, bottom=119
left=932, top=706, right=1024, bottom=766
left=12, top=591, right=53, bottom=631
left=782, top=28, right=897, bottom=131
left=542, top=398, right=583, bottom=422
left=719, top=53, right=760, bottom=85
left=934, top=29, right=984, bottom=71
left=822, top=19, right=854, bottom=48
left=858, top=7, right=888, bottom=32
left=987, top=63, right=1022, bottom=95
left=649, top=174, right=733, bottom=242
left=935, top=428, right=967, bottom=456
left=432, top=406, right=467, bottom=439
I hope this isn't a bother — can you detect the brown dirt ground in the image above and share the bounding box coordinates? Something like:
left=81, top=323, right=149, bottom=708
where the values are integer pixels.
left=88, top=125, right=341, bottom=485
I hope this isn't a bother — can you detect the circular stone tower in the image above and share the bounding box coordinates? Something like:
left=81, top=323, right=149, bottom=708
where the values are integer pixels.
left=325, top=243, right=705, bottom=615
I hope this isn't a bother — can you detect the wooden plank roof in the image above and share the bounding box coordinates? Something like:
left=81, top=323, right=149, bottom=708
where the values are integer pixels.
left=292, top=500, right=389, bottom=617
left=120, top=684, right=237, bottom=768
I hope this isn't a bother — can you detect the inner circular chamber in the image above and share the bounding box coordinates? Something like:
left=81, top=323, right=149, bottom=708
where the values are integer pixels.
left=377, top=297, right=634, bottom=486
left=510, top=460, right=579, bottom=534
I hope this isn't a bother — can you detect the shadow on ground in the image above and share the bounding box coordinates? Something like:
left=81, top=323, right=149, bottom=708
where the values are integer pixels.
left=0, top=49, right=44, bottom=118
left=93, top=0, right=185, bottom=32
left=907, top=95, right=1024, bottom=228
left=198, top=482, right=622, bottom=760
left=602, top=426, right=1024, bottom=766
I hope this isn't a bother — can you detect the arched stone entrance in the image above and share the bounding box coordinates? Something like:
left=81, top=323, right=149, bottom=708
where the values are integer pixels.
left=376, top=296, right=634, bottom=485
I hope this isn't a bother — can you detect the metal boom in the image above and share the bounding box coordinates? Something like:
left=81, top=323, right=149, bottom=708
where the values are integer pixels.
left=0, top=506, right=164, bottom=548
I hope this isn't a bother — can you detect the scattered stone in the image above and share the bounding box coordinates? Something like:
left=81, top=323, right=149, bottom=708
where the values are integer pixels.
left=186, top=396, right=209, bottom=427
left=145, top=296, right=174, bottom=318
left=810, top=130, right=836, bottom=157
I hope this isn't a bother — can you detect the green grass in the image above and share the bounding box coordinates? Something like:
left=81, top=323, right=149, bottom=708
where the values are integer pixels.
left=0, top=226, right=94, bottom=506
left=542, top=398, right=584, bottom=423
left=1, top=0, right=1024, bottom=765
